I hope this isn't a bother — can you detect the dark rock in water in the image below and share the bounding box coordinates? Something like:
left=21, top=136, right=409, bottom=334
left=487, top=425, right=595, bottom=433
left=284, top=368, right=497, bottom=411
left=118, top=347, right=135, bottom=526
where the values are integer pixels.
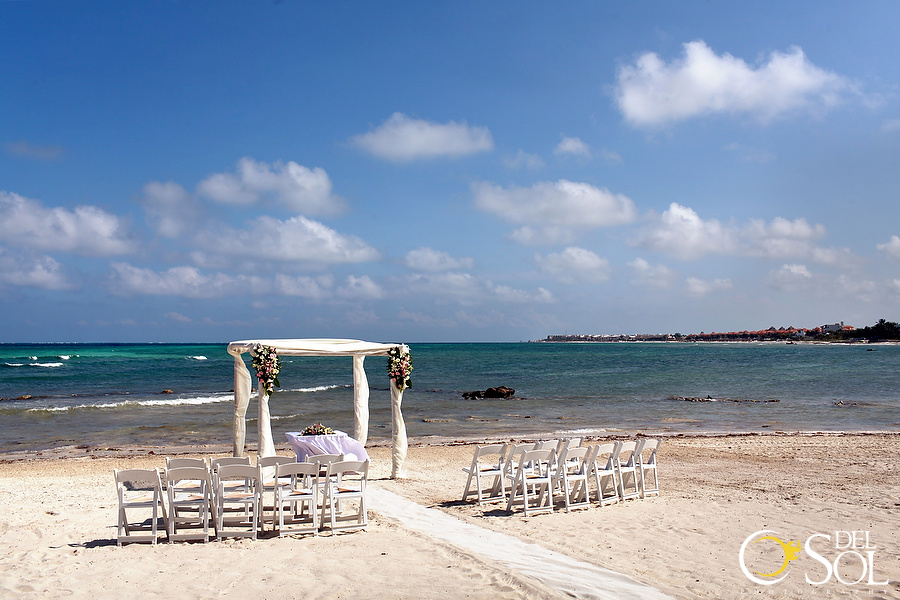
left=485, top=386, right=515, bottom=398
left=160, top=389, right=174, bottom=394
left=463, top=386, right=515, bottom=399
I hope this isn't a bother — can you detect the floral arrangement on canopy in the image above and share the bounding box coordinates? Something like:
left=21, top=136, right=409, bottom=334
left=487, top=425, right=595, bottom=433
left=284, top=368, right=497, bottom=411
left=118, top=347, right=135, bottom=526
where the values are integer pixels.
left=251, top=344, right=281, bottom=395
left=301, top=422, right=334, bottom=436
left=387, top=346, right=412, bottom=391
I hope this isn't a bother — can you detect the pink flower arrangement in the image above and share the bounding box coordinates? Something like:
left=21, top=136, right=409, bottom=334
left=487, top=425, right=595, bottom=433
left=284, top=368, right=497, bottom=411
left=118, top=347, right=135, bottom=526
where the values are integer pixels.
left=387, top=346, right=412, bottom=391
left=251, top=344, right=281, bottom=395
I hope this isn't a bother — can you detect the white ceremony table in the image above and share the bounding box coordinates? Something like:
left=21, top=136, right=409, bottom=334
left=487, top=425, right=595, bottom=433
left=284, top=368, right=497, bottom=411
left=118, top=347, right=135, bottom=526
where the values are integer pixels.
left=285, top=431, right=369, bottom=462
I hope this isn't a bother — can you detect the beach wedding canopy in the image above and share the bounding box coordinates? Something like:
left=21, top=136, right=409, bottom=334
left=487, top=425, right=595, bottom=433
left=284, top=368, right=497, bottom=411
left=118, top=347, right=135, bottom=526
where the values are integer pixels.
left=226, top=338, right=410, bottom=478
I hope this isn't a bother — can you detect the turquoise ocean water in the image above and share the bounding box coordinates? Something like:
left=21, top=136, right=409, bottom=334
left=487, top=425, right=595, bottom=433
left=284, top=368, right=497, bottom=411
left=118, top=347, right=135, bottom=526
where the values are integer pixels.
left=1, top=342, right=898, bottom=454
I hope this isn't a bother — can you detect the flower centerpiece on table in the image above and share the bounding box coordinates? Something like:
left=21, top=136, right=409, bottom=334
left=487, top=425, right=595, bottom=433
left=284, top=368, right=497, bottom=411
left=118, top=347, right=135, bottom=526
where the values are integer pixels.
left=301, top=422, right=334, bottom=436
left=387, top=346, right=412, bottom=391
left=251, top=344, right=281, bottom=395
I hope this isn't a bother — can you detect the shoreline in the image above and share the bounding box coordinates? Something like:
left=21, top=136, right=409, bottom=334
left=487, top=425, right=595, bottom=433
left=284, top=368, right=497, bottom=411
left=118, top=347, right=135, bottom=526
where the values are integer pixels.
left=4, top=428, right=898, bottom=463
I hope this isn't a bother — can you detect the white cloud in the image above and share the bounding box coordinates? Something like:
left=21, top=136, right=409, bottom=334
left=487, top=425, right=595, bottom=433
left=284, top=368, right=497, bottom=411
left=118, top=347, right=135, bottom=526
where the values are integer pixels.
left=599, top=149, right=624, bottom=165
left=628, top=257, right=677, bottom=289
left=615, top=41, right=852, bottom=126
left=405, top=272, right=553, bottom=305
left=142, top=181, right=199, bottom=238
left=503, top=149, right=545, bottom=170
left=197, top=157, right=344, bottom=215
left=633, top=202, right=737, bottom=260
left=686, top=276, right=733, bottom=297
left=273, top=274, right=334, bottom=300
left=349, top=112, right=494, bottom=162
left=489, top=284, right=554, bottom=304
left=741, top=217, right=854, bottom=266
left=164, top=312, right=193, bottom=323
left=0, top=249, right=73, bottom=290
left=405, top=247, right=474, bottom=272
left=767, top=263, right=813, bottom=292
left=535, top=247, right=611, bottom=283
left=554, top=136, right=591, bottom=157
left=878, top=235, right=900, bottom=260
left=0, top=191, right=134, bottom=256
left=338, top=275, right=384, bottom=300
left=473, top=180, right=637, bottom=245
left=109, top=263, right=262, bottom=298
left=194, top=215, right=379, bottom=265
left=635, top=205, right=855, bottom=265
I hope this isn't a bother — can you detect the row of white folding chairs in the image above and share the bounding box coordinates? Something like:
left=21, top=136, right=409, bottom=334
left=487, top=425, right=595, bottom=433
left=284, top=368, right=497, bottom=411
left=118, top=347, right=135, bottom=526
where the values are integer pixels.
left=462, top=438, right=660, bottom=516
left=114, top=454, right=368, bottom=544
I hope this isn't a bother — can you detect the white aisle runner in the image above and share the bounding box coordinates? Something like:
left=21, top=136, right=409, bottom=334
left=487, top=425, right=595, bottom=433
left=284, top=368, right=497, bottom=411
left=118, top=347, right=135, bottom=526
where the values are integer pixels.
left=368, top=486, right=674, bottom=600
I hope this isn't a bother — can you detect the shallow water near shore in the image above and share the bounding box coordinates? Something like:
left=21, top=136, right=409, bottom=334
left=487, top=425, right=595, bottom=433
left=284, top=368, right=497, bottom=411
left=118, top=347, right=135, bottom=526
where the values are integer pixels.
left=1, top=341, right=898, bottom=453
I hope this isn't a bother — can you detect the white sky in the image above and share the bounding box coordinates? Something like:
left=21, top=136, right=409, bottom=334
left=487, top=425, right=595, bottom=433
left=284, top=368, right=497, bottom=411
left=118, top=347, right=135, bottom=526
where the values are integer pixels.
left=1, top=1, right=899, bottom=342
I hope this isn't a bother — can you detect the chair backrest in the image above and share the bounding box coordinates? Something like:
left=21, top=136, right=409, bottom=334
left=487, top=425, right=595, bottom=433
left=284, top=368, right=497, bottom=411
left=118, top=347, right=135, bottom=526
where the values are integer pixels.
left=326, top=459, right=369, bottom=489
left=307, top=453, right=344, bottom=467
left=536, top=439, right=559, bottom=451
left=556, top=437, right=583, bottom=456
left=558, top=445, right=590, bottom=472
left=473, top=444, right=507, bottom=467
left=215, top=464, right=261, bottom=495
left=166, top=466, right=212, bottom=489
left=115, top=468, right=164, bottom=494
left=591, top=441, right=621, bottom=471
left=275, top=461, right=319, bottom=487
left=166, top=457, right=208, bottom=470
left=501, top=443, right=533, bottom=475
left=211, top=456, right=252, bottom=471
left=517, top=448, right=555, bottom=478
left=258, top=455, right=296, bottom=469
left=618, top=441, right=638, bottom=468
left=637, top=438, right=660, bottom=467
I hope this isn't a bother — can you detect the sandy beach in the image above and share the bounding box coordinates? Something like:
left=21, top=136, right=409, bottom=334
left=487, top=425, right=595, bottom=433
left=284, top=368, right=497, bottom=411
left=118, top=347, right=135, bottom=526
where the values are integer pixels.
left=1, top=433, right=898, bottom=600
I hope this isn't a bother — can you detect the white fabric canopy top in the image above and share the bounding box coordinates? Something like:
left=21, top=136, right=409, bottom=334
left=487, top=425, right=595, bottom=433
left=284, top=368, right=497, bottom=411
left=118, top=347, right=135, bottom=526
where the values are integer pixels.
left=226, top=338, right=409, bottom=478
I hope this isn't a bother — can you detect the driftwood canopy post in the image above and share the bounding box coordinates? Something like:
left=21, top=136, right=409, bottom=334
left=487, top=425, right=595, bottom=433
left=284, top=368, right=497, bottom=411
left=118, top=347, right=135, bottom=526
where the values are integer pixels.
left=226, top=338, right=410, bottom=479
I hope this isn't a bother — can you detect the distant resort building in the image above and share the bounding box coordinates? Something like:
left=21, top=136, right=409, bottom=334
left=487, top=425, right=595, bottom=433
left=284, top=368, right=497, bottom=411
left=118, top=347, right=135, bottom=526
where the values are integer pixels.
left=541, top=322, right=855, bottom=343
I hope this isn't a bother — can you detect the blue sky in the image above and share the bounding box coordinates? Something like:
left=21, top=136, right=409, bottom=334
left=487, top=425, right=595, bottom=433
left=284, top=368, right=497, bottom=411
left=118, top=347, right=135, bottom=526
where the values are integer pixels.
left=2, top=1, right=899, bottom=342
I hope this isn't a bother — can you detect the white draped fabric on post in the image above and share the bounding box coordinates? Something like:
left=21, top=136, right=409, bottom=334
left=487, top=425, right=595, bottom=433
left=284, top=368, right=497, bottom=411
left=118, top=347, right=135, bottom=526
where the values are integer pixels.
left=226, top=338, right=410, bottom=479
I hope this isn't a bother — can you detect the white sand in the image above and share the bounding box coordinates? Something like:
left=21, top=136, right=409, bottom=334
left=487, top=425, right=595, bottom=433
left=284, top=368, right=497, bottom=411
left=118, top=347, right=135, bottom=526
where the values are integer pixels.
left=1, top=433, right=898, bottom=599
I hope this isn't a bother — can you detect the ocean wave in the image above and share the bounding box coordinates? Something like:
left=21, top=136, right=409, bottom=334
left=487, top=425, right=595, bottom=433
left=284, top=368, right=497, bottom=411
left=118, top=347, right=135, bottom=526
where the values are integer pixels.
left=187, top=356, right=208, bottom=361
left=285, top=384, right=348, bottom=393
left=27, top=394, right=232, bottom=413
left=30, top=362, right=65, bottom=368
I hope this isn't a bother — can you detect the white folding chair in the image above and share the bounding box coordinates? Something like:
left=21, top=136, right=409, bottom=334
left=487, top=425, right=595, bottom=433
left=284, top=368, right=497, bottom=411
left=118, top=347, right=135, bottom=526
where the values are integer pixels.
left=215, top=464, right=263, bottom=539
left=616, top=441, right=641, bottom=501
left=588, top=442, right=622, bottom=506
left=506, top=448, right=556, bottom=516
left=636, top=438, right=661, bottom=498
left=259, top=455, right=298, bottom=529
left=165, top=457, right=209, bottom=496
left=461, top=443, right=508, bottom=504
left=114, top=468, right=167, bottom=545
left=499, top=443, right=535, bottom=499
left=321, top=459, right=368, bottom=533
left=165, top=466, right=214, bottom=542
left=274, top=461, right=319, bottom=537
left=553, top=445, right=591, bottom=512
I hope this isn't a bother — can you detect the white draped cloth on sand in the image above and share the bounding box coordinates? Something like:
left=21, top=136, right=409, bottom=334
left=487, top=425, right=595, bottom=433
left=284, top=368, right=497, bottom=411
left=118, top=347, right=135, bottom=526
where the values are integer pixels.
left=226, top=338, right=409, bottom=478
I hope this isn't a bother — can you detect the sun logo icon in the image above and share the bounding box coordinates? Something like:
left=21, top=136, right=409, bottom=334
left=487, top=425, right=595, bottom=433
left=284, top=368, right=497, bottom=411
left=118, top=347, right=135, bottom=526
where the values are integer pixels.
left=739, top=530, right=802, bottom=585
